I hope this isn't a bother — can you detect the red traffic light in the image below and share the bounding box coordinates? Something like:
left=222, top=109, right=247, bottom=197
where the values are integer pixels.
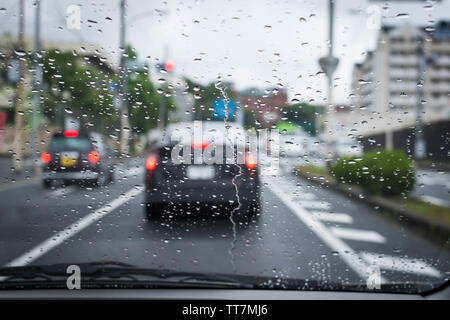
left=164, top=60, right=175, bottom=72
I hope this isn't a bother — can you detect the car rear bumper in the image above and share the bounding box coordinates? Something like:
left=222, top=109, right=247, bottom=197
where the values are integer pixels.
left=145, top=179, right=258, bottom=205
left=42, top=170, right=99, bottom=181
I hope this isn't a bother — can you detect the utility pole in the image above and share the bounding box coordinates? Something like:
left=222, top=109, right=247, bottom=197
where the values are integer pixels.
left=13, top=0, right=26, bottom=173
left=318, top=0, right=339, bottom=169
left=158, top=92, right=166, bottom=129
left=31, top=0, right=42, bottom=172
left=414, top=36, right=426, bottom=160
left=158, top=46, right=169, bottom=130
left=119, top=0, right=130, bottom=155
left=327, top=0, right=334, bottom=100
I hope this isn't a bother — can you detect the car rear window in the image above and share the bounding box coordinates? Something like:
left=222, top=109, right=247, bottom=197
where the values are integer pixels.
left=49, top=136, right=92, bottom=152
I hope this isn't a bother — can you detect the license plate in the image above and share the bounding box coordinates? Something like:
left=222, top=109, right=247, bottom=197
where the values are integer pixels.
left=60, top=157, right=77, bottom=167
left=186, top=165, right=214, bottom=180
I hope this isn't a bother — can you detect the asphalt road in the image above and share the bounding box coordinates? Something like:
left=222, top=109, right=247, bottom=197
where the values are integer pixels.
left=0, top=156, right=448, bottom=290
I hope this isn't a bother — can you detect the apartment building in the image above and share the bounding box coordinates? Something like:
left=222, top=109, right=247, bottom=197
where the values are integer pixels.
left=349, top=20, right=450, bottom=141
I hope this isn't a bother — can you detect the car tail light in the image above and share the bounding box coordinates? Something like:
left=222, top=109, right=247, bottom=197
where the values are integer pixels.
left=88, top=150, right=100, bottom=164
left=191, top=141, right=210, bottom=149
left=146, top=156, right=157, bottom=171
left=63, top=130, right=79, bottom=138
left=245, top=154, right=257, bottom=170
left=41, top=152, right=51, bottom=164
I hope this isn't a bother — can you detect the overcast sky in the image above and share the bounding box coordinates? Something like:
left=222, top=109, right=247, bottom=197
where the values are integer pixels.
left=0, top=0, right=449, bottom=104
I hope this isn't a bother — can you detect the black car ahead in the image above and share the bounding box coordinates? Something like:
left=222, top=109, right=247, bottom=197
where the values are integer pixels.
left=41, top=130, right=115, bottom=188
left=144, top=122, right=260, bottom=220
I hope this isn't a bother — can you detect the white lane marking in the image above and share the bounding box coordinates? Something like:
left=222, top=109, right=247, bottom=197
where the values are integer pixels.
left=1, top=186, right=143, bottom=275
left=418, top=195, right=450, bottom=207
left=361, top=252, right=442, bottom=278
left=310, top=211, right=354, bottom=224
left=263, top=177, right=388, bottom=284
left=330, top=227, right=386, bottom=244
left=295, top=200, right=331, bottom=210
left=292, top=193, right=316, bottom=201
left=48, top=186, right=76, bottom=198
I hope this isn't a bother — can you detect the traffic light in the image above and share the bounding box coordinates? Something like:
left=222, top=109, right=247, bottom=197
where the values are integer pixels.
left=156, top=60, right=175, bottom=73
left=164, top=60, right=175, bottom=72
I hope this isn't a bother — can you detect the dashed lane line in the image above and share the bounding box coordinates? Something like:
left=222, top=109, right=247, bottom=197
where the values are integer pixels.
left=310, top=211, right=354, bottom=224
left=360, top=252, right=442, bottom=278
left=263, top=177, right=388, bottom=283
left=330, top=227, right=386, bottom=244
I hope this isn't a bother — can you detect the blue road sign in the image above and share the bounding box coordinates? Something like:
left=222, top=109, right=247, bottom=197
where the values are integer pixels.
left=108, top=82, right=118, bottom=92
left=213, top=99, right=235, bottom=120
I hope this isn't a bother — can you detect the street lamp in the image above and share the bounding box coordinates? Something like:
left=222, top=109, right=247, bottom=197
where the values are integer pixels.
left=318, top=0, right=339, bottom=169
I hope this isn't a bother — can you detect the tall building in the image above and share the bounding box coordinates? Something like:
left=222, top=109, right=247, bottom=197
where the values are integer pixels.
left=353, top=21, right=450, bottom=114
left=347, top=20, right=450, bottom=153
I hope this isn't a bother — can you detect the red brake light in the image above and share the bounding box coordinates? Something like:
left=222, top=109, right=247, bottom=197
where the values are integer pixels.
left=191, top=141, right=210, bottom=150
left=245, top=154, right=257, bottom=170
left=64, top=130, right=79, bottom=138
left=88, top=150, right=99, bottom=164
left=146, top=156, right=157, bottom=171
left=41, top=152, right=51, bottom=164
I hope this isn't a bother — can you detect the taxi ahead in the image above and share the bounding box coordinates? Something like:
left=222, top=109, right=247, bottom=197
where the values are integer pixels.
left=41, top=130, right=114, bottom=188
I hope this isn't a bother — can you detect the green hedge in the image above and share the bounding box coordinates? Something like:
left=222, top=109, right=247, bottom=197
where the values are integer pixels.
left=331, top=156, right=363, bottom=184
left=331, top=149, right=416, bottom=196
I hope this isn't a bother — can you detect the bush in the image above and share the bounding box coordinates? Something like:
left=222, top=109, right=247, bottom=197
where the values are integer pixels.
left=359, top=149, right=415, bottom=196
left=331, top=149, right=416, bottom=196
left=331, top=156, right=363, bottom=184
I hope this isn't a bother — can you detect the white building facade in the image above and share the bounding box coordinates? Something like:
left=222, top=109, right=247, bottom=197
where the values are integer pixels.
left=338, top=21, right=450, bottom=148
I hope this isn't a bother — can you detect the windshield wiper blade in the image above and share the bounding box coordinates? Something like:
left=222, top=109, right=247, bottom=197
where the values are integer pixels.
left=0, top=261, right=254, bottom=289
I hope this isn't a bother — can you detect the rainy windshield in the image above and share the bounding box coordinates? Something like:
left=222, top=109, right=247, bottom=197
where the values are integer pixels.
left=49, top=136, right=92, bottom=152
left=0, top=0, right=449, bottom=294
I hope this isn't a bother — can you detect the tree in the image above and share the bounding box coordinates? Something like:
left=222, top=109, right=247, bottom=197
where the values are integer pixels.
left=184, top=78, right=234, bottom=121
left=41, top=49, right=115, bottom=132
left=41, top=47, right=176, bottom=135
left=125, top=46, right=176, bottom=133
left=282, top=102, right=318, bottom=135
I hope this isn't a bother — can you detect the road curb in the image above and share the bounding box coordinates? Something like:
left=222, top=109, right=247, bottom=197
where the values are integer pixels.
left=416, top=160, right=450, bottom=172
left=293, top=168, right=450, bottom=249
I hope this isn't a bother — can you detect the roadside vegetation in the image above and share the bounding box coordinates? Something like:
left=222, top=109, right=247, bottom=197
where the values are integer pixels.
left=295, top=149, right=450, bottom=225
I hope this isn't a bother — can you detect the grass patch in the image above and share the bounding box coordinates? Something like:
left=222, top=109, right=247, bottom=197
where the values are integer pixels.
left=404, top=198, right=450, bottom=224
left=295, top=164, right=326, bottom=177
